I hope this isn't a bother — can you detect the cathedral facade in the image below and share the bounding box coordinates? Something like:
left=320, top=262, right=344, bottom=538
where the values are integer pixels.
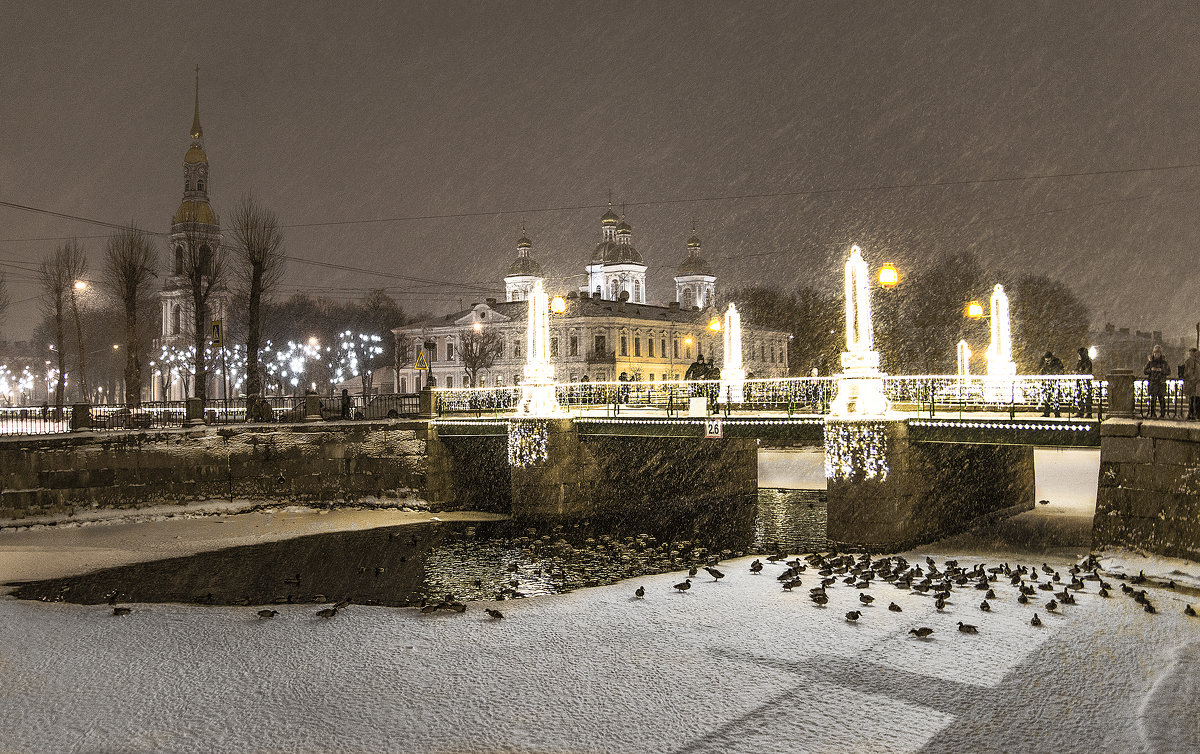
left=394, top=209, right=790, bottom=391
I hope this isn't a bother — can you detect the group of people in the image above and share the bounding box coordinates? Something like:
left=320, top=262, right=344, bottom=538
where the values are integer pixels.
left=1038, top=345, right=1200, bottom=420
left=1144, top=344, right=1200, bottom=420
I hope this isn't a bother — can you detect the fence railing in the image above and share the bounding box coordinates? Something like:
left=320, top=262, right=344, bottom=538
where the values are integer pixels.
left=0, top=393, right=422, bottom=438
left=432, top=375, right=1112, bottom=419
left=1134, top=379, right=1191, bottom=420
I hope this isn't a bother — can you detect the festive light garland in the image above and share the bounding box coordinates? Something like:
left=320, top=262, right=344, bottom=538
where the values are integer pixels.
left=824, top=420, right=889, bottom=482
left=507, top=418, right=550, bottom=467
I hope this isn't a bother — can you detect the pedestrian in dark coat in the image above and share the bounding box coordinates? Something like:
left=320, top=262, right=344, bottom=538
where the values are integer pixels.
left=1039, top=351, right=1064, bottom=417
left=1075, top=347, right=1094, bottom=418
left=1144, top=345, right=1171, bottom=418
left=340, top=388, right=351, bottom=419
left=1183, top=347, right=1200, bottom=420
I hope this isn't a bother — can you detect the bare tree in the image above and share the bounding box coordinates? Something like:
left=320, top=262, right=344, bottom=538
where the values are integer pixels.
left=104, top=225, right=157, bottom=405
left=39, top=245, right=76, bottom=411
left=177, top=219, right=227, bottom=402
left=459, top=326, right=503, bottom=387
left=229, top=195, right=285, bottom=411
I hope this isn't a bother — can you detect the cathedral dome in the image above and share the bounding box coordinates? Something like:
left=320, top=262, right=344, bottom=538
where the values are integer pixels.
left=616, top=219, right=632, bottom=233
left=184, top=143, right=208, bottom=165
left=507, top=255, right=543, bottom=276
left=173, top=199, right=217, bottom=225
left=601, top=208, right=620, bottom=225
left=611, top=242, right=643, bottom=265
left=592, top=240, right=618, bottom=264
left=687, top=234, right=702, bottom=249
left=677, top=254, right=712, bottom=276
left=517, top=234, right=532, bottom=249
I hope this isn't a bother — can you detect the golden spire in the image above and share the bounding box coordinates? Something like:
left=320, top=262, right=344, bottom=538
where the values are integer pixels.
left=190, top=65, right=203, bottom=140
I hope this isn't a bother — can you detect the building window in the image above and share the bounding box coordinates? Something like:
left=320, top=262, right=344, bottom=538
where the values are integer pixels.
left=425, top=342, right=437, bottom=363
left=400, top=377, right=407, bottom=393
left=174, top=246, right=183, bottom=275
left=514, top=342, right=521, bottom=359
left=446, top=375, right=453, bottom=388
left=620, top=336, right=628, bottom=357
left=648, top=373, right=654, bottom=382
left=673, top=339, right=679, bottom=359
left=569, top=335, right=578, bottom=357
left=685, top=342, right=692, bottom=359
left=634, top=279, right=642, bottom=302
left=661, top=339, right=667, bottom=358
left=771, top=344, right=776, bottom=363
left=550, top=337, right=559, bottom=357
left=595, top=335, right=606, bottom=353
left=682, top=288, right=695, bottom=309
left=446, top=342, right=455, bottom=361
left=595, top=285, right=601, bottom=297
left=198, top=180, right=205, bottom=192
left=634, top=338, right=641, bottom=357
left=610, top=280, right=619, bottom=300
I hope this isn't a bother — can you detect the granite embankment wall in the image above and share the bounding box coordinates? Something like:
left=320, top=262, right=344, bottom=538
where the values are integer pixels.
left=0, top=421, right=430, bottom=521
left=1095, top=419, right=1200, bottom=560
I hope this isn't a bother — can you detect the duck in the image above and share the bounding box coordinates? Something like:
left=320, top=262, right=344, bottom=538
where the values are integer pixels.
left=635, top=586, right=645, bottom=599
left=957, top=621, right=979, bottom=634
left=112, top=607, right=132, bottom=616
left=673, top=578, right=692, bottom=594
left=316, top=608, right=338, bottom=618
left=909, top=627, right=934, bottom=638
left=257, top=609, right=278, bottom=619
left=888, top=602, right=902, bottom=613
left=858, top=593, right=874, bottom=605
left=485, top=609, right=504, bottom=620
left=688, top=566, right=699, bottom=578
left=705, top=567, right=725, bottom=582
left=419, top=603, right=439, bottom=614
left=811, top=593, right=829, bottom=606
left=845, top=610, right=861, bottom=622
left=1030, top=613, right=1042, bottom=627
left=1045, top=599, right=1058, bottom=612
left=782, top=578, right=802, bottom=591
left=985, top=588, right=996, bottom=600
left=1098, top=587, right=1110, bottom=598
left=749, top=560, right=763, bottom=574
left=1017, top=593, right=1029, bottom=605
left=1144, top=602, right=1156, bottom=614
left=935, top=597, right=946, bottom=611
left=979, top=600, right=991, bottom=612
left=1185, top=604, right=1196, bottom=617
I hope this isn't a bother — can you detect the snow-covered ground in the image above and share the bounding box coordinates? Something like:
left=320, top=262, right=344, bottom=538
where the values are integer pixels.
left=1, top=526, right=1197, bottom=753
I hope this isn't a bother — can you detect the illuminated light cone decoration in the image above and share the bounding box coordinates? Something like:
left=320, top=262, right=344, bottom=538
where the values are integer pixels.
left=718, top=303, right=746, bottom=404
left=957, top=339, right=972, bottom=380
left=830, top=245, right=890, bottom=418
left=985, top=283, right=1018, bottom=401
left=515, top=279, right=563, bottom=416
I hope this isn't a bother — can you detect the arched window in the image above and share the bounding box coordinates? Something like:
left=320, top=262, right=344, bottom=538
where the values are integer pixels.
left=633, top=279, right=642, bottom=303
left=609, top=279, right=619, bottom=300
left=595, top=285, right=601, bottom=297
left=185, top=181, right=190, bottom=192
left=682, top=288, right=695, bottom=309
left=197, top=180, right=205, bottom=193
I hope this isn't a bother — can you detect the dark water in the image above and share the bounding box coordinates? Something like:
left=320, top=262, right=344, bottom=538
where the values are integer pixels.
left=10, top=490, right=826, bottom=607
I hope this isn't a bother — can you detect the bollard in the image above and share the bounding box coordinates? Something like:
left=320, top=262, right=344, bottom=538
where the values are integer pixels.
left=1106, top=369, right=1134, bottom=418
left=184, top=397, right=205, bottom=426
left=69, top=402, right=92, bottom=430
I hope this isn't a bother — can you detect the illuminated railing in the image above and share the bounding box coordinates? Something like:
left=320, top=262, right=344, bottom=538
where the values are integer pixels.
left=1134, top=378, right=1189, bottom=420
left=432, top=375, right=1108, bottom=419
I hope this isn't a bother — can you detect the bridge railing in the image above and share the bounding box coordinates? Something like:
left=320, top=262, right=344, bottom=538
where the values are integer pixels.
left=431, top=375, right=1108, bottom=419
left=1134, top=378, right=1189, bottom=420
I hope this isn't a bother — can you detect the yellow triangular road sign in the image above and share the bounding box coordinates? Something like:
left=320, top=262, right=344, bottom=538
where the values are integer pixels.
left=414, top=349, right=429, bottom=371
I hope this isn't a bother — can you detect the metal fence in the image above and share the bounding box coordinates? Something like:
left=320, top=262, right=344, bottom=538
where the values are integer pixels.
left=1134, top=379, right=1191, bottom=420
left=432, top=375, right=1110, bottom=419
left=0, top=393, right=422, bottom=437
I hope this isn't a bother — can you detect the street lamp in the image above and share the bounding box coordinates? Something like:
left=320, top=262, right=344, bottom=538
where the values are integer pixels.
left=708, top=317, right=722, bottom=333
left=878, top=264, right=899, bottom=288
left=74, top=280, right=87, bottom=291
left=550, top=295, right=567, bottom=314
left=966, top=302, right=985, bottom=320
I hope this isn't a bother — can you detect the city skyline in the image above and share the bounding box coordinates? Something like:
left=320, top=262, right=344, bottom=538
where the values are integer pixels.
left=2, top=2, right=1198, bottom=340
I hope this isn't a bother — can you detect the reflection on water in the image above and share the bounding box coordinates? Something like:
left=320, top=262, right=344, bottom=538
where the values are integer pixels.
left=10, top=490, right=826, bottom=607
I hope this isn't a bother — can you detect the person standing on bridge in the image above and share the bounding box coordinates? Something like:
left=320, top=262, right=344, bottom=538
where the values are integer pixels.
left=1182, top=347, right=1199, bottom=420
left=1074, top=347, right=1093, bottom=419
left=1144, top=345, right=1171, bottom=418
left=1039, top=351, right=1064, bottom=418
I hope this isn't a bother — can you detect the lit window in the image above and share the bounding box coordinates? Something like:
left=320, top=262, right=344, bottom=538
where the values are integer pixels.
left=620, top=336, right=628, bottom=356
left=569, top=336, right=578, bottom=356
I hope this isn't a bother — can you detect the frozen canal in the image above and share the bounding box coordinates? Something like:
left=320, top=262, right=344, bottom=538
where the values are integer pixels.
left=1, top=448, right=1197, bottom=753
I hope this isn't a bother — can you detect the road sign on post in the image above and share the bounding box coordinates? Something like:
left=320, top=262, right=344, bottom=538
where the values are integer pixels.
left=414, top=349, right=429, bottom=371
left=210, top=319, right=223, bottom=347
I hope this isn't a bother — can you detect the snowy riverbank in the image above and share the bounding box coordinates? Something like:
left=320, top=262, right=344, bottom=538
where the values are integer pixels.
left=1, top=530, right=1196, bottom=753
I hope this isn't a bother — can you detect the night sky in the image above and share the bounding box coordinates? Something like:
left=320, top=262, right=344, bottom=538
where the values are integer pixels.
left=3, top=2, right=1198, bottom=339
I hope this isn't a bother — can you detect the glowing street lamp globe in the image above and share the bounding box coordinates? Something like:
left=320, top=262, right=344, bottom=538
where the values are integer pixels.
left=550, top=296, right=567, bottom=314
left=878, top=264, right=898, bottom=288
left=966, top=302, right=985, bottom=319
left=708, top=317, right=722, bottom=332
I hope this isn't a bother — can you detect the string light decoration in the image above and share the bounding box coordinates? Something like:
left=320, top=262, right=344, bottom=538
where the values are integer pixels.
left=507, top=418, right=550, bottom=467
left=824, top=420, right=889, bottom=482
